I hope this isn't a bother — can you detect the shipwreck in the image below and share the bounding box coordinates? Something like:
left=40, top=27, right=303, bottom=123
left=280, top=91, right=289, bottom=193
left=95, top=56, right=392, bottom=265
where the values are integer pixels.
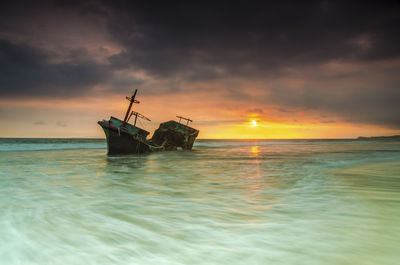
left=98, top=89, right=199, bottom=155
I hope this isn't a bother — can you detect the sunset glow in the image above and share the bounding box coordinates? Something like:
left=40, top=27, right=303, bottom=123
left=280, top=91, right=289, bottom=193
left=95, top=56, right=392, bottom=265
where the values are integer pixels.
left=0, top=1, right=399, bottom=139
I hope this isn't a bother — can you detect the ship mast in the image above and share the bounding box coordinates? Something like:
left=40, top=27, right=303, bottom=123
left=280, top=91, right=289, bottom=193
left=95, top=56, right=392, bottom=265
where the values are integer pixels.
left=123, top=89, right=140, bottom=125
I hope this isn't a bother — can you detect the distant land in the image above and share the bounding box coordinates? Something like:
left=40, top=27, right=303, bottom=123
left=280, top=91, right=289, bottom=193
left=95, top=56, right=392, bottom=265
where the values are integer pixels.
left=357, top=135, right=400, bottom=140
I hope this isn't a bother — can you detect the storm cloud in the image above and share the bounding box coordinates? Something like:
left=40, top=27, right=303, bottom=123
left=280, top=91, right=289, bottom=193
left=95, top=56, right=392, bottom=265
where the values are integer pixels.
left=1, top=0, right=400, bottom=128
left=104, top=0, right=400, bottom=77
left=0, top=39, right=112, bottom=97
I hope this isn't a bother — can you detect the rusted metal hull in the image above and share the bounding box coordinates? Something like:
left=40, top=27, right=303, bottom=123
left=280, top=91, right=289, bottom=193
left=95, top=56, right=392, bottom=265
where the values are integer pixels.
left=151, top=121, right=199, bottom=151
left=98, top=121, right=151, bottom=155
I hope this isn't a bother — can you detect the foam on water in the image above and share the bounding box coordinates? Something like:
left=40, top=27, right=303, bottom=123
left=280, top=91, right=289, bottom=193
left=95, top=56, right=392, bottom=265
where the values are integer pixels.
left=0, top=139, right=399, bottom=264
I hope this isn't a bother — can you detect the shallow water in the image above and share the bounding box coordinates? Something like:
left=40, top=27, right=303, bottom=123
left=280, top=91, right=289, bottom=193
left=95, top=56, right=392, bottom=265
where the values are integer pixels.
left=0, top=139, right=399, bottom=264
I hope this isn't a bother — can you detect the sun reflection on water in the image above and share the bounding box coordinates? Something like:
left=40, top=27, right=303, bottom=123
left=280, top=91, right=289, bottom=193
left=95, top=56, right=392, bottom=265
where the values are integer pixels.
left=250, top=145, right=260, bottom=156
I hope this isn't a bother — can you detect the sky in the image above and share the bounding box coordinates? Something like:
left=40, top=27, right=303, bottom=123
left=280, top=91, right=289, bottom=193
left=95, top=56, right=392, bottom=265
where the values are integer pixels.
left=1, top=0, right=400, bottom=139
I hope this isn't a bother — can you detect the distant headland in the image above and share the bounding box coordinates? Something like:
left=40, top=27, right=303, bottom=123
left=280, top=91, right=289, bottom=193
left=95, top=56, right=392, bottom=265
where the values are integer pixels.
left=357, top=135, right=400, bottom=140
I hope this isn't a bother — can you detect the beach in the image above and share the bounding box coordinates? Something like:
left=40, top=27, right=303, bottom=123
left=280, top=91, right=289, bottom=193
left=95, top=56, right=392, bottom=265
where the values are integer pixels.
left=0, top=138, right=399, bottom=264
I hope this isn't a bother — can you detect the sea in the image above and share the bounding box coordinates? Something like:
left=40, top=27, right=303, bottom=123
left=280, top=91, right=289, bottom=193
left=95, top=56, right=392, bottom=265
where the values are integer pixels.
left=0, top=138, right=399, bottom=265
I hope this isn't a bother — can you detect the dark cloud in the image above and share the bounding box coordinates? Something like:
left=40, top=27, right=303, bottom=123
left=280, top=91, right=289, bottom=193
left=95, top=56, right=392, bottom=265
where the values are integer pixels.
left=0, top=39, right=111, bottom=97
left=2, top=0, right=399, bottom=83
left=103, top=0, right=400, bottom=77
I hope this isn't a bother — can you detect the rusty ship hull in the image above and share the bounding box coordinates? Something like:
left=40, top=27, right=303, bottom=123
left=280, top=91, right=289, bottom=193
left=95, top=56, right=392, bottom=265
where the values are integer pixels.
left=151, top=121, right=199, bottom=151
left=98, top=117, right=151, bottom=155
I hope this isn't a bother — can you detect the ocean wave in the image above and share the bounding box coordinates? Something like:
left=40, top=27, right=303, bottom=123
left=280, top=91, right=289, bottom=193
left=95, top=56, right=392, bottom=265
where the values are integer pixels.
left=0, top=138, right=386, bottom=152
left=193, top=139, right=366, bottom=148
left=0, top=138, right=106, bottom=152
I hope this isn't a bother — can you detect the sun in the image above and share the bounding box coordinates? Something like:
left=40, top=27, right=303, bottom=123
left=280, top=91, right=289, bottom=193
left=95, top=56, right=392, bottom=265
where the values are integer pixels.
left=251, top=120, right=258, bottom=127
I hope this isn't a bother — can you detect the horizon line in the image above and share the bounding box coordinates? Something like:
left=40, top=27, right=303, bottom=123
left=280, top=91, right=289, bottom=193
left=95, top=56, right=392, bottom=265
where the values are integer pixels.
left=1, top=136, right=398, bottom=140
